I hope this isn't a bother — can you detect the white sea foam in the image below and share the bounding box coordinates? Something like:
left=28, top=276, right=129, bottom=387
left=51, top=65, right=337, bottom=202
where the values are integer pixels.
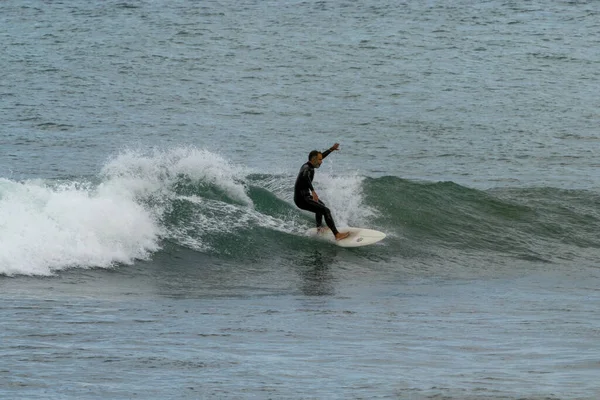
left=100, top=147, right=252, bottom=205
left=98, top=147, right=260, bottom=253
left=0, top=178, right=161, bottom=276
left=0, top=147, right=290, bottom=275
left=311, top=172, right=375, bottom=228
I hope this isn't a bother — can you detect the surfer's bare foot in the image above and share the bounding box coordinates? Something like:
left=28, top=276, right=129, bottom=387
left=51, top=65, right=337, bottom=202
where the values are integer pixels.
left=317, top=226, right=329, bottom=234
left=335, top=232, right=350, bottom=241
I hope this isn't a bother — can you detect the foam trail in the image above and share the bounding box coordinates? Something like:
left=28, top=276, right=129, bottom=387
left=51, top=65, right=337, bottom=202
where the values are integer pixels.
left=248, top=169, right=376, bottom=229
left=171, top=194, right=305, bottom=251
left=0, top=178, right=161, bottom=276
left=313, top=173, right=375, bottom=228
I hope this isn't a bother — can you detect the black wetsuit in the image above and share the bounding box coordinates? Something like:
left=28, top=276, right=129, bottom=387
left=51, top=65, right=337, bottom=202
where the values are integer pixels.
left=293, top=149, right=339, bottom=235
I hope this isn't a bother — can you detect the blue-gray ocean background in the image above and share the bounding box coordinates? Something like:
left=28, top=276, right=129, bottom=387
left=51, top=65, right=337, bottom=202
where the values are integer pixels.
left=1, top=1, right=599, bottom=399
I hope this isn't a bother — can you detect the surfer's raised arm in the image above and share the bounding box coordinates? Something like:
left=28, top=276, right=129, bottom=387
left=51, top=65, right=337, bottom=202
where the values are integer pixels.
left=321, top=143, right=340, bottom=160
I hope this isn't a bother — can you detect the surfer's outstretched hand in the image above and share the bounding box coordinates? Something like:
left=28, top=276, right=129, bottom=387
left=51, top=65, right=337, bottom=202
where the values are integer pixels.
left=330, top=143, right=340, bottom=151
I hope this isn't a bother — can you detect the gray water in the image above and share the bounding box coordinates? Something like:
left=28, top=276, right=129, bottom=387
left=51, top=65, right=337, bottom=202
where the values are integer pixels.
left=2, top=1, right=600, bottom=399
left=4, top=1, right=599, bottom=187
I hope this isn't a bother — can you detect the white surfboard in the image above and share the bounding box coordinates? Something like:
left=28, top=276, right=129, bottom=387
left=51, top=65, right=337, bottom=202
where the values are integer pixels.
left=305, top=227, right=386, bottom=248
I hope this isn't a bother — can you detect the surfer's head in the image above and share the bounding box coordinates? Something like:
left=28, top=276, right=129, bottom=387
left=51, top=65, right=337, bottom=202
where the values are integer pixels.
left=308, top=150, right=323, bottom=168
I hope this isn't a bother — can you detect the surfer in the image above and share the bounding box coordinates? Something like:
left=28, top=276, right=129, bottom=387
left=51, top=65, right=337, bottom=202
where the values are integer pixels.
left=294, top=143, right=350, bottom=240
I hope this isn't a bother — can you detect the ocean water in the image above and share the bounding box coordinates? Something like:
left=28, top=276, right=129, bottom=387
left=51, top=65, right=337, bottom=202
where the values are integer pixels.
left=1, top=1, right=600, bottom=399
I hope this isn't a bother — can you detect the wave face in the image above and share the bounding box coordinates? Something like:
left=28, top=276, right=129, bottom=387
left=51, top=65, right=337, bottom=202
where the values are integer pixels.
left=365, top=176, right=600, bottom=263
left=2, top=147, right=600, bottom=275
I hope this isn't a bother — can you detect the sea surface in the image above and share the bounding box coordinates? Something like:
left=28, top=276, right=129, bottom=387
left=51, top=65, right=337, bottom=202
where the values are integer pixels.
left=1, top=1, right=600, bottom=399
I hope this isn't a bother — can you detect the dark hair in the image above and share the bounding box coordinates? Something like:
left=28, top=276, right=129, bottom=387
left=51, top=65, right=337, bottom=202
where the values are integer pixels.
left=308, top=150, right=321, bottom=161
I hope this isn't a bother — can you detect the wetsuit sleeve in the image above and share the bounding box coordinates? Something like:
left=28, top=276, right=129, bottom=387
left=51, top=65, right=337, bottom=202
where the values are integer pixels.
left=321, top=148, right=333, bottom=159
